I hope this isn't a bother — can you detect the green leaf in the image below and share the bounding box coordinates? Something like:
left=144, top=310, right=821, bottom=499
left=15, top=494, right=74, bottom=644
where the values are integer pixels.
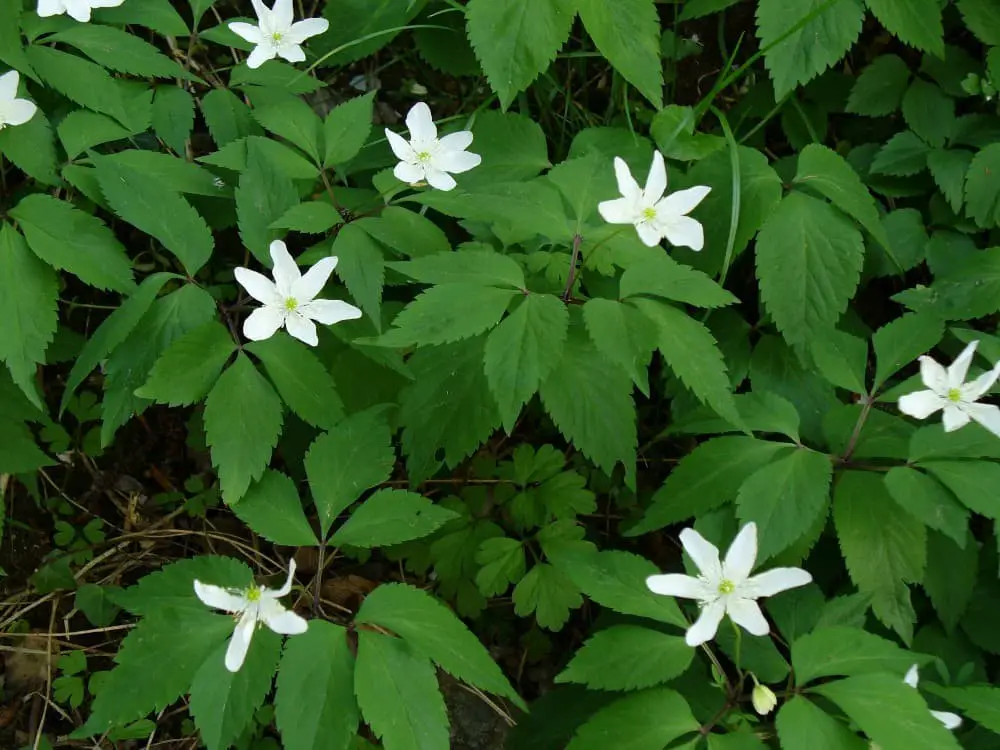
left=755, top=191, right=864, bottom=353
left=475, top=538, right=526, bottom=597
left=353, top=631, right=449, bottom=750
left=201, top=88, right=259, bottom=148
left=649, top=105, right=725, bottom=161
left=847, top=54, right=910, bottom=116
left=383, top=284, right=517, bottom=347
left=331, top=223, right=385, bottom=326
left=484, top=293, right=569, bottom=432
left=556, top=625, right=692, bottom=692
left=56, top=110, right=133, bottom=159
left=94, top=157, right=213, bottom=275
left=252, top=92, right=323, bottom=165
left=232, top=469, right=318, bottom=546
left=26, top=46, right=129, bottom=124
left=332, top=489, right=458, bottom=548
left=513, top=562, right=582, bottom=630
left=152, top=86, right=195, bottom=154
left=246, top=334, right=344, bottom=430
left=545, top=155, right=613, bottom=230
left=189, top=630, right=280, bottom=750
left=736, top=449, right=832, bottom=562
left=135, top=321, right=235, bottom=406
left=312, top=0, right=424, bottom=66
left=399, top=336, right=502, bottom=483
left=236, top=139, right=300, bottom=265
left=11, top=194, right=134, bottom=293
left=791, top=626, right=916, bottom=685
left=679, top=0, right=743, bottom=21
left=884, top=468, right=968, bottom=548
left=930, top=685, right=1000, bottom=735
left=0, top=419, right=53, bottom=474
left=901, top=79, right=954, bottom=148
left=323, top=92, right=374, bottom=168
left=270, top=201, right=343, bottom=234
left=463, top=110, right=550, bottom=187
left=965, top=144, right=1000, bottom=229
left=922, top=529, right=977, bottom=632
left=582, top=298, right=657, bottom=395
left=0, top=109, right=58, bottom=185
left=229, top=60, right=324, bottom=94
left=93, top=0, right=189, bottom=36
left=113, top=556, right=251, bottom=617
left=539, top=324, right=636, bottom=487
left=814, top=674, right=963, bottom=750
left=756, top=0, right=865, bottom=100
left=305, top=409, right=395, bottom=537
left=629, top=437, right=792, bottom=534
left=102, top=150, right=220, bottom=196
left=204, top=354, right=284, bottom=504
left=871, top=131, right=930, bottom=176
left=575, top=0, right=662, bottom=107
left=667, top=392, right=801, bottom=441
left=957, top=0, right=1000, bottom=45
left=776, top=696, right=868, bottom=750
left=356, top=583, right=522, bottom=706
left=619, top=253, right=737, bottom=308
left=872, top=313, right=944, bottom=390
left=909, top=421, right=1000, bottom=461
left=48, top=24, right=190, bottom=79
left=810, top=329, right=868, bottom=393
left=833, top=471, right=926, bottom=643
left=794, top=143, right=892, bottom=256
left=467, top=0, right=575, bottom=109
left=0, top=225, right=57, bottom=409
left=566, top=688, right=697, bottom=750
left=276, top=621, right=359, bottom=750
left=865, top=0, right=943, bottom=56
left=388, top=250, right=525, bottom=289
left=927, top=149, right=972, bottom=214
left=919, top=460, right=1000, bottom=518
left=358, top=207, right=450, bottom=259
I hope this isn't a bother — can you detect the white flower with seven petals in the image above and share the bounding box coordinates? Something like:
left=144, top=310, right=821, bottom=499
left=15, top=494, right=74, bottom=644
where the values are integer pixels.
left=194, top=559, right=308, bottom=673
left=898, top=340, right=1000, bottom=437
left=385, top=102, right=481, bottom=191
left=229, top=0, right=329, bottom=70
left=598, top=151, right=711, bottom=250
left=646, top=522, right=812, bottom=647
left=234, top=240, right=362, bottom=347
left=37, top=0, right=124, bottom=23
left=904, top=664, right=962, bottom=730
left=0, top=71, right=37, bottom=130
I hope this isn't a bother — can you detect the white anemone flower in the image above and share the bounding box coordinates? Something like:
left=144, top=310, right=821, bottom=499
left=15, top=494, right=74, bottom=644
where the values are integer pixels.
left=234, top=240, right=362, bottom=347
left=36, top=0, right=124, bottom=22
left=904, top=665, right=962, bottom=730
left=229, top=0, right=329, bottom=70
left=898, top=340, right=1000, bottom=437
left=598, top=151, right=711, bottom=250
left=385, top=102, right=481, bottom=191
left=194, top=559, right=308, bottom=672
left=0, top=71, right=37, bottom=130
left=646, top=522, right=812, bottom=647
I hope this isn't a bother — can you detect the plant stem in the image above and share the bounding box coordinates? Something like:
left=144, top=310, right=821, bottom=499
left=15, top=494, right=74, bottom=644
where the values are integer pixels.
left=841, top=392, right=874, bottom=461
left=562, top=233, right=583, bottom=301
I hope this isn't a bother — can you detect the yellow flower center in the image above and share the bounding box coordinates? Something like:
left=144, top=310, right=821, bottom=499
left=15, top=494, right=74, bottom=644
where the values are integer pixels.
left=947, top=388, right=962, bottom=403
left=642, top=206, right=657, bottom=221
left=246, top=586, right=262, bottom=602
left=271, top=31, right=283, bottom=43
left=416, top=151, right=432, bottom=162
left=284, top=297, right=298, bottom=311
left=718, top=579, right=736, bottom=595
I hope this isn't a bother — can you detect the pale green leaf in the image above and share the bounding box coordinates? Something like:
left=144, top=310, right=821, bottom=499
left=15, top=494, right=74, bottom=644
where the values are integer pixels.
left=791, top=626, right=916, bottom=684
left=463, top=110, right=550, bottom=188
left=102, top=150, right=221, bottom=196
left=323, top=92, right=375, bottom=168
left=865, top=0, right=943, bottom=57
left=576, top=0, right=662, bottom=107
left=965, top=144, right=1000, bottom=229
left=332, top=489, right=458, bottom=547
left=546, top=154, right=614, bottom=229
left=232, top=469, right=317, bottom=546
left=649, top=105, right=724, bottom=161
left=358, top=206, right=450, bottom=259
left=847, top=54, right=910, bottom=116
left=236, top=139, right=299, bottom=265
left=135, top=320, right=235, bottom=406
left=388, top=250, right=525, bottom=289
left=930, top=685, right=1000, bottom=734
left=229, top=60, right=324, bottom=95
left=567, top=688, right=697, bottom=750
left=112, top=555, right=251, bottom=617
left=556, top=625, right=692, bottom=691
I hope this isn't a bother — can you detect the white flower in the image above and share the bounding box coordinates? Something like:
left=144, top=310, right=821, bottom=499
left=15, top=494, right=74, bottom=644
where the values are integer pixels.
left=229, top=0, right=329, bottom=70
left=0, top=71, right=37, bottom=130
left=903, top=665, right=962, bottom=730
left=385, top=102, right=481, bottom=191
left=898, top=340, right=1000, bottom=437
left=598, top=151, right=711, bottom=250
left=234, top=239, right=362, bottom=347
left=646, top=522, right=812, bottom=647
left=194, top=559, right=308, bottom=672
left=36, top=0, right=124, bottom=22
left=751, top=680, right=777, bottom=715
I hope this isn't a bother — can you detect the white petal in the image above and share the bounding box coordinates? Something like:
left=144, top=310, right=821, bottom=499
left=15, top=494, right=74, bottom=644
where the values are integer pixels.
left=597, top=198, right=638, bottom=225
left=263, top=605, right=309, bottom=635
left=277, top=44, right=306, bottom=64
left=243, top=306, right=285, bottom=341
left=0, top=71, right=19, bottom=102
left=930, top=710, right=962, bottom=730
left=225, top=610, right=257, bottom=672
left=285, top=312, right=318, bottom=346
left=942, top=404, right=971, bottom=432
left=194, top=581, right=247, bottom=613
left=250, top=0, right=269, bottom=24
left=726, top=597, right=770, bottom=636
left=660, top=185, right=712, bottom=217
left=904, top=664, right=920, bottom=688
left=269, top=240, right=301, bottom=296
left=235, top=267, right=280, bottom=306
left=270, top=558, right=296, bottom=597
left=898, top=390, right=945, bottom=420
left=89, top=0, right=126, bottom=7
left=439, top=130, right=473, bottom=151
left=63, top=0, right=92, bottom=22
left=271, top=0, right=294, bottom=29
left=685, top=599, right=726, bottom=646
left=36, top=0, right=65, bottom=18
left=918, top=355, right=948, bottom=393
left=246, top=44, right=277, bottom=69
left=741, top=567, right=812, bottom=598
left=645, top=574, right=713, bottom=600
left=964, top=402, right=1000, bottom=438
left=679, top=528, right=723, bottom=583
left=961, top=361, right=1000, bottom=401
left=406, top=102, right=437, bottom=143
left=4, top=99, right=37, bottom=127
left=302, top=299, right=363, bottom=325
left=947, top=340, right=978, bottom=389
left=644, top=150, right=668, bottom=202
left=394, top=160, right=425, bottom=185
left=229, top=22, right=264, bottom=44
left=661, top=215, right=705, bottom=252
left=722, top=522, right=757, bottom=584
left=635, top=221, right=663, bottom=247
left=612, top=157, right=641, bottom=203
left=424, top=167, right=457, bottom=191
left=386, top=128, right=415, bottom=161
left=434, top=149, right=481, bottom=174
left=292, top=256, right=337, bottom=302
left=288, top=17, right=329, bottom=43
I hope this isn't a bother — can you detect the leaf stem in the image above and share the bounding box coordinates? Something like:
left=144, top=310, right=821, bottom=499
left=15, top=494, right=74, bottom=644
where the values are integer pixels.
left=562, top=233, right=583, bottom=301
left=841, top=392, right=874, bottom=461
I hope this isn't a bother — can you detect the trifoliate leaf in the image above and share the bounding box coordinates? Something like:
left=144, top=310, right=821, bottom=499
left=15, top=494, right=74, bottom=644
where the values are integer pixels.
left=566, top=688, right=697, bottom=750
left=204, top=354, right=284, bottom=504
left=332, top=489, right=458, bottom=548
left=865, top=0, right=944, bottom=57
left=883, top=467, right=968, bottom=548
left=236, top=138, right=299, bottom=265
left=232, top=469, right=317, bottom=546
left=135, top=320, right=235, bottom=406
left=323, top=92, right=374, bottom=168
left=388, top=250, right=525, bottom=289
left=513, top=562, right=581, bottom=631
left=475, top=538, right=526, bottom=597
left=556, top=625, right=692, bottom=692
left=847, top=53, right=910, bottom=116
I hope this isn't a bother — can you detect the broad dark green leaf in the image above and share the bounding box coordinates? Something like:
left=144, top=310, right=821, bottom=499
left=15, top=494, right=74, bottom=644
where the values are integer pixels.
left=135, top=321, right=235, bottom=406
left=791, top=626, right=916, bottom=684
left=567, top=688, right=697, bottom=750
left=556, top=625, right=692, bottom=692
left=847, top=54, right=910, bottom=116
left=884, top=467, right=968, bottom=548
left=232, top=469, right=318, bottom=546
left=236, top=139, right=299, bottom=265
left=331, top=489, right=458, bottom=547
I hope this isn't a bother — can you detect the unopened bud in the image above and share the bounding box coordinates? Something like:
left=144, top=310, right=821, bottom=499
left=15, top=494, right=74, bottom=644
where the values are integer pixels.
left=751, top=682, right=777, bottom=715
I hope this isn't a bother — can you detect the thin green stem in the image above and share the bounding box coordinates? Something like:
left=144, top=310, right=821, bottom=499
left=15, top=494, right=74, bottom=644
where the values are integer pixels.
left=710, top=106, right=742, bottom=288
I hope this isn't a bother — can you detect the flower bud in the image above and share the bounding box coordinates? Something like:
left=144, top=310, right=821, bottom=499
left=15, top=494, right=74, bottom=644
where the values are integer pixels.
left=751, top=683, right=777, bottom=715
